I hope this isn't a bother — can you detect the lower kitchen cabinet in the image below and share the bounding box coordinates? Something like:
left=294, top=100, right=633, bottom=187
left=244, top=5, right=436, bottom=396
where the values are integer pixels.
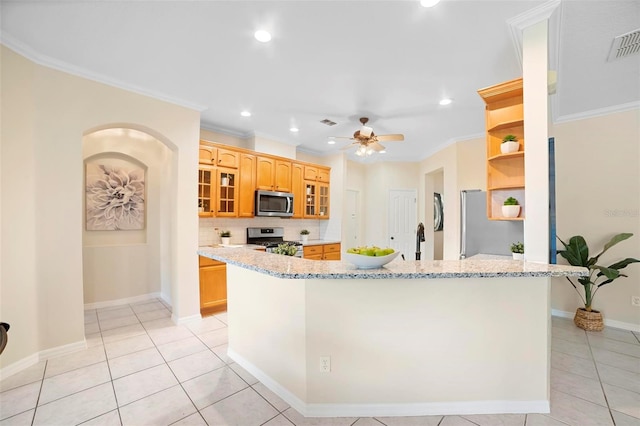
left=199, top=256, right=227, bottom=316
left=303, top=243, right=341, bottom=261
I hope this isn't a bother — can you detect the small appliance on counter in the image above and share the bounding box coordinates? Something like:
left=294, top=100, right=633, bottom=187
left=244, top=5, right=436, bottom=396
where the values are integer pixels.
left=246, top=227, right=303, bottom=257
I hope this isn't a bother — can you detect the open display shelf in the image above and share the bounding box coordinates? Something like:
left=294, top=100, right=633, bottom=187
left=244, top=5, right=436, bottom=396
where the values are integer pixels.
left=478, top=77, right=525, bottom=221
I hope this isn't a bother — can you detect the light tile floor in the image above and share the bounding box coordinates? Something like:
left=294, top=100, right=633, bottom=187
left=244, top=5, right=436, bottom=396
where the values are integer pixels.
left=1, top=300, right=639, bottom=426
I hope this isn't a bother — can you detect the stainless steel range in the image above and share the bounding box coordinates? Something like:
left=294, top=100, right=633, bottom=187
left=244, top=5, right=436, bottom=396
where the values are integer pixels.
left=246, top=227, right=303, bottom=257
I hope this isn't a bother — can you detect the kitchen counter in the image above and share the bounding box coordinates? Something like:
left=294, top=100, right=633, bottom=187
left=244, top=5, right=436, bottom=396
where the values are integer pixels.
left=200, top=246, right=586, bottom=418
left=299, top=239, right=341, bottom=247
left=197, top=246, right=585, bottom=279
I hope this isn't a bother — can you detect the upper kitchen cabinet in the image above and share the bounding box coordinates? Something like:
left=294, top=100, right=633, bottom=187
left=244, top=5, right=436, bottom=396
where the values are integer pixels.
left=198, top=167, right=214, bottom=216
left=238, top=153, right=257, bottom=217
left=256, top=156, right=292, bottom=193
left=303, top=165, right=330, bottom=182
left=216, top=147, right=239, bottom=168
left=215, top=167, right=238, bottom=217
left=304, top=181, right=329, bottom=219
left=199, top=146, right=217, bottom=165
left=478, top=77, right=525, bottom=221
left=291, top=162, right=305, bottom=218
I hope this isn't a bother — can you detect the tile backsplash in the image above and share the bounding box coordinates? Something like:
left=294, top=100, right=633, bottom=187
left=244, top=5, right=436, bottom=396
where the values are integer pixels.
left=199, top=217, right=322, bottom=246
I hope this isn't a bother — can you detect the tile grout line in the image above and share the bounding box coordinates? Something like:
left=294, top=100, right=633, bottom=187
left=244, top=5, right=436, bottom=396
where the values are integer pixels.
left=28, top=360, right=47, bottom=426
left=98, top=311, right=124, bottom=426
left=584, top=333, right=617, bottom=426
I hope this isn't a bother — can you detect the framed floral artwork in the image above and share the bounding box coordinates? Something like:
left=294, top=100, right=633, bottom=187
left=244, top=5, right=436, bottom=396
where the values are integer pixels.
left=85, top=159, right=146, bottom=230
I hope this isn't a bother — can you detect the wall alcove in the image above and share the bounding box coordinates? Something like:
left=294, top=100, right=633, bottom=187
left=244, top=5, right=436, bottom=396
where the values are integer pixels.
left=82, top=127, right=174, bottom=307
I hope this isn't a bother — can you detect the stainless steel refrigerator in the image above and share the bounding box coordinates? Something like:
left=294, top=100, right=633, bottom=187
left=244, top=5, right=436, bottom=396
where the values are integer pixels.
left=459, top=190, right=524, bottom=258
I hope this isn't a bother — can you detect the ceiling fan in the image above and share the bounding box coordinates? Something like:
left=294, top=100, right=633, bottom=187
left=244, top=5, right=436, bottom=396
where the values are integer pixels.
left=334, top=117, right=404, bottom=156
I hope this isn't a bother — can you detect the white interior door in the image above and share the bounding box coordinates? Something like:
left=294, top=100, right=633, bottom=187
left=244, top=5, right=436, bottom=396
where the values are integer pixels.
left=388, top=189, right=417, bottom=259
left=345, top=190, right=359, bottom=249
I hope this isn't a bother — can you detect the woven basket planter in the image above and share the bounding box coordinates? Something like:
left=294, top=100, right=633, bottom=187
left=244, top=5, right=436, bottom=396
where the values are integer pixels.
left=574, top=308, right=604, bottom=331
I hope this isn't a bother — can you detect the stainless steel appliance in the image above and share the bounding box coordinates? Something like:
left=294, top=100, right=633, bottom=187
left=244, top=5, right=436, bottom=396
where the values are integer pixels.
left=460, top=190, right=524, bottom=259
left=255, top=190, right=294, bottom=217
left=246, top=227, right=303, bottom=257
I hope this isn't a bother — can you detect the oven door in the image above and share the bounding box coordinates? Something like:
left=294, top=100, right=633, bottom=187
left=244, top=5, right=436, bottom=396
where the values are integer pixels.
left=255, top=190, right=294, bottom=217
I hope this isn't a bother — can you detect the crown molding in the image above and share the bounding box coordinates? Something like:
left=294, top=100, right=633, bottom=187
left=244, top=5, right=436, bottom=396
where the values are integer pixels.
left=200, top=122, right=249, bottom=139
left=1, top=33, right=207, bottom=112
left=507, top=0, right=561, bottom=67
left=553, top=101, right=640, bottom=124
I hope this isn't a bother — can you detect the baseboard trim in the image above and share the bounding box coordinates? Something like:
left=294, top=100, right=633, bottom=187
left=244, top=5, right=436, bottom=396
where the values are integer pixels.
left=0, top=339, right=87, bottom=381
left=173, top=313, right=202, bottom=325
left=227, top=348, right=550, bottom=417
left=84, top=292, right=161, bottom=310
left=552, top=309, right=640, bottom=332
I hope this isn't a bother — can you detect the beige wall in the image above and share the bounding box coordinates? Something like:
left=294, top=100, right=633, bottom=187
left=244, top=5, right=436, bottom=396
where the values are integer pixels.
left=551, top=109, right=640, bottom=327
left=200, top=129, right=248, bottom=149
left=0, top=45, right=201, bottom=371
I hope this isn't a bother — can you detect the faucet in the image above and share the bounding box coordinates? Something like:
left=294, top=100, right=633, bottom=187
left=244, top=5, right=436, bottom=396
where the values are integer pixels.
left=416, top=222, right=425, bottom=260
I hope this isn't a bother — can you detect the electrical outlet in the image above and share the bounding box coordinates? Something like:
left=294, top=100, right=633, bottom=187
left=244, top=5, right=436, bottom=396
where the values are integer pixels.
left=632, top=296, right=640, bottom=307
left=320, top=356, right=331, bottom=373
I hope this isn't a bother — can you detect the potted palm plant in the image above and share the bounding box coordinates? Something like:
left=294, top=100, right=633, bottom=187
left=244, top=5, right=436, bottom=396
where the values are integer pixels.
left=500, top=134, right=519, bottom=154
left=557, top=233, right=639, bottom=331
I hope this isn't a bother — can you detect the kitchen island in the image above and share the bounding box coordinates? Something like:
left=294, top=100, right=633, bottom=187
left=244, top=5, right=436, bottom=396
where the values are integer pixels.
left=197, top=247, right=585, bottom=418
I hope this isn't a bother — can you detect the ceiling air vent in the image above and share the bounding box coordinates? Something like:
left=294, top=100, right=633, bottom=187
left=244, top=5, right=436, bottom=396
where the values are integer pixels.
left=608, top=28, right=640, bottom=61
left=320, top=119, right=337, bottom=126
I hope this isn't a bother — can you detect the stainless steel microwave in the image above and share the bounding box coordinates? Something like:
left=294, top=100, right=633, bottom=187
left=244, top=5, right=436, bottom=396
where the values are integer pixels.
left=255, top=190, right=294, bottom=217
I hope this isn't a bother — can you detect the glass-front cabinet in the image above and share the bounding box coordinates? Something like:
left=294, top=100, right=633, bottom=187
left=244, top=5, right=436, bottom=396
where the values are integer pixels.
left=198, top=168, right=214, bottom=216
left=216, top=168, right=237, bottom=217
left=304, top=181, right=329, bottom=219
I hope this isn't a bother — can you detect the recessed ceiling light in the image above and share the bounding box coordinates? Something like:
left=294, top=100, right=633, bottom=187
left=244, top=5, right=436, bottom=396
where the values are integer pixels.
left=420, top=0, right=441, bottom=7
left=240, top=111, right=251, bottom=117
left=439, top=98, right=453, bottom=106
left=379, top=150, right=387, bottom=154
left=327, top=138, right=336, bottom=145
left=254, top=30, right=272, bottom=43
left=290, top=127, right=299, bottom=133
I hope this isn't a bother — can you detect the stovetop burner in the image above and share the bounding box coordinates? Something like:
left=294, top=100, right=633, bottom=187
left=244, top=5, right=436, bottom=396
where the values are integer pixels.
left=246, top=227, right=301, bottom=248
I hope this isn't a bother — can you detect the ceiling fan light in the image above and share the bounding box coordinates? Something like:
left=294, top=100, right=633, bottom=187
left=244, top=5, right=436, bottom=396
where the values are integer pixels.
left=360, top=125, right=373, bottom=138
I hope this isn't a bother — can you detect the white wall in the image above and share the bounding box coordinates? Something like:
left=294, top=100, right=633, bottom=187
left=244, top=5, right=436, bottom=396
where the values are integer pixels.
left=551, top=109, right=640, bottom=327
left=0, top=45, right=201, bottom=372
left=82, top=129, right=173, bottom=304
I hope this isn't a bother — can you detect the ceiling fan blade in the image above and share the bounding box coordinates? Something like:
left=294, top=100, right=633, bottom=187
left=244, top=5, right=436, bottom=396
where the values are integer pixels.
left=376, top=134, right=404, bottom=142
left=371, top=142, right=386, bottom=152
left=332, top=136, right=354, bottom=139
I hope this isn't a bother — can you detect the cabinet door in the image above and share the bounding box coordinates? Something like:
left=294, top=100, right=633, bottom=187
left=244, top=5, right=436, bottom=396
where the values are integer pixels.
left=199, top=147, right=216, bottom=165
left=199, top=262, right=227, bottom=315
left=198, top=167, right=215, bottom=216
left=274, top=160, right=292, bottom=192
left=317, top=167, right=330, bottom=182
left=323, top=252, right=341, bottom=261
left=256, top=156, right=275, bottom=190
left=238, top=153, right=256, bottom=217
left=304, top=181, right=317, bottom=218
left=303, top=245, right=322, bottom=258
left=318, top=183, right=330, bottom=219
left=217, top=148, right=239, bottom=168
left=216, top=167, right=238, bottom=217
left=303, top=165, right=318, bottom=181
left=291, top=162, right=304, bottom=218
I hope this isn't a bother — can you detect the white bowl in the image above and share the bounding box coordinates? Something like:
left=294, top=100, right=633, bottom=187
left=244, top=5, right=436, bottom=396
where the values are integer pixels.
left=343, top=251, right=400, bottom=269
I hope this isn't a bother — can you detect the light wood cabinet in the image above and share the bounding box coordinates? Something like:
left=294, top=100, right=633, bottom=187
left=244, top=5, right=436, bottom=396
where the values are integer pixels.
left=304, top=165, right=330, bottom=182
left=199, top=146, right=216, bottom=165
left=304, top=181, right=329, bottom=219
left=198, top=167, right=215, bottom=216
left=303, top=243, right=341, bottom=260
left=291, top=162, right=305, bottom=218
left=216, top=147, right=239, bottom=168
left=199, top=256, right=227, bottom=315
left=238, top=153, right=256, bottom=217
left=215, top=167, right=238, bottom=217
left=478, top=78, right=525, bottom=221
left=256, top=156, right=292, bottom=192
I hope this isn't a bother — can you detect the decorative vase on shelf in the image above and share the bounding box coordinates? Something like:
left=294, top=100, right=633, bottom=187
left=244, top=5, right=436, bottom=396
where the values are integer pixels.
left=500, top=141, right=519, bottom=154
left=502, top=205, right=521, bottom=218
left=221, top=237, right=231, bottom=245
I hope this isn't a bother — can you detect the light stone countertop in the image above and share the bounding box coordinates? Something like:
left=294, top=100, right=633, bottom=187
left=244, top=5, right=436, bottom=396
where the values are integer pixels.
left=300, top=239, right=341, bottom=246
left=197, top=246, right=587, bottom=280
